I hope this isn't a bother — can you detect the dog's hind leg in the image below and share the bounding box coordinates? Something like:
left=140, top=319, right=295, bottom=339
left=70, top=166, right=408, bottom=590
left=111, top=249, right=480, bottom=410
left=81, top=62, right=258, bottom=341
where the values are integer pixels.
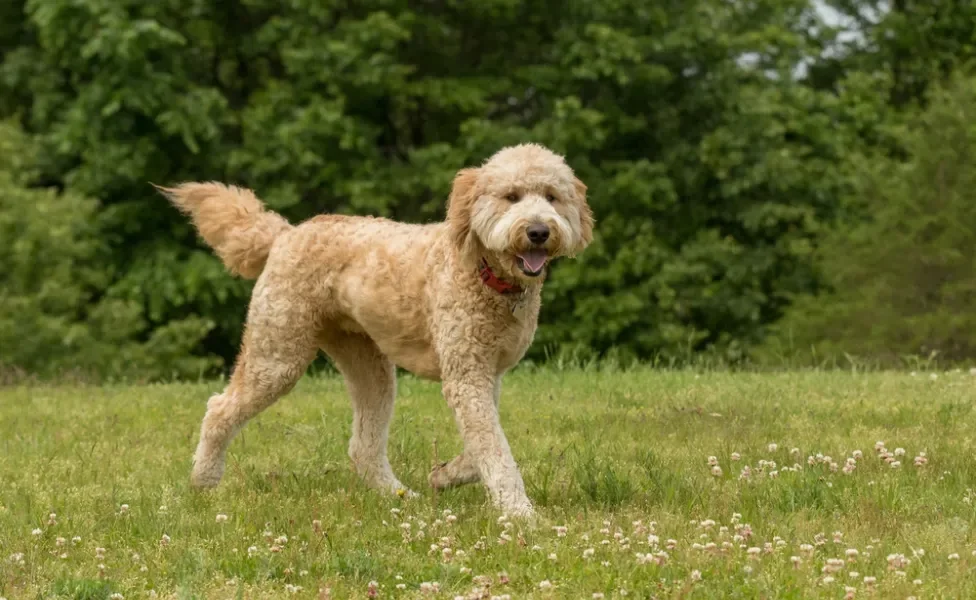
left=428, top=377, right=501, bottom=489
left=190, top=280, right=319, bottom=489
left=322, top=331, right=412, bottom=496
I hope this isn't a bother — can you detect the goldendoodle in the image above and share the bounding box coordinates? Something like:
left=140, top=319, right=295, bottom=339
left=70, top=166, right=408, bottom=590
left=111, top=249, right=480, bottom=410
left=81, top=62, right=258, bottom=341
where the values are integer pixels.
left=160, top=143, right=593, bottom=517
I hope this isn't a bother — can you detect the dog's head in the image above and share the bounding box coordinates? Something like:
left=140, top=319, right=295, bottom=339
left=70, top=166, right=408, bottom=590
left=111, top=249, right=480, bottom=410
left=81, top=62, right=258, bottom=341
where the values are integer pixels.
left=447, top=144, right=594, bottom=283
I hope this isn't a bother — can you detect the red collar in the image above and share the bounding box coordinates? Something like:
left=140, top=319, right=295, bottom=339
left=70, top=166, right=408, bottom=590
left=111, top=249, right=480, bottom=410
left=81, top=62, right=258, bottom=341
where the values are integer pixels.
left=479, top=259, right=523, bottom=295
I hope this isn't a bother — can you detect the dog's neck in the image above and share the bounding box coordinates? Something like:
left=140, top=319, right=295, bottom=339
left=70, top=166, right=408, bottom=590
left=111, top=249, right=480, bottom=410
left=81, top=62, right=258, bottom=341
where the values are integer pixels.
left=454, top=238, right=542, bottom=298
left=478, top=258, right=523, bottom=295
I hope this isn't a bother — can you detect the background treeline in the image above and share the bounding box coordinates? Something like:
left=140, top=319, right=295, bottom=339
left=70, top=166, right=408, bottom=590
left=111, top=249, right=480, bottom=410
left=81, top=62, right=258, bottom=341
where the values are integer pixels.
left=1, top=0, right=975, bottom=381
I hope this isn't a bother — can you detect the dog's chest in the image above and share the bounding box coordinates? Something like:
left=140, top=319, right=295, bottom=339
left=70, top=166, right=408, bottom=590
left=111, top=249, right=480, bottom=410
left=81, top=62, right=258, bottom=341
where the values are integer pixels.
left=497, top=335, right=533, bottom=373
left=493, top=300, right=540, bottom=374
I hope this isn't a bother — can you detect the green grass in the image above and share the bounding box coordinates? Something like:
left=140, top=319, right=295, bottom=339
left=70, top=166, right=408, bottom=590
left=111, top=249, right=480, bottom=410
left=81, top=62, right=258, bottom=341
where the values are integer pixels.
left=2, top=369, right=976, bottom=598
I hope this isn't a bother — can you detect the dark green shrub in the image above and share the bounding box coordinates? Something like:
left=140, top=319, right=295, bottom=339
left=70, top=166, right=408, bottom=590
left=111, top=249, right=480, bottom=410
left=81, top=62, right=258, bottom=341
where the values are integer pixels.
left=757, top=75, right=976, bottom=366
left=0, top=121, right=218, bottom=381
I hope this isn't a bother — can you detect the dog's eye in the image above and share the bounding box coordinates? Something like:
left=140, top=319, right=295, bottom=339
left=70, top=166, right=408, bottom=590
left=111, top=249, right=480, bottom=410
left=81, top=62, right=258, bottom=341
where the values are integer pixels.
left=504, top=193, right=519, bottom=202
left=546, top=193, right=557, bottom=203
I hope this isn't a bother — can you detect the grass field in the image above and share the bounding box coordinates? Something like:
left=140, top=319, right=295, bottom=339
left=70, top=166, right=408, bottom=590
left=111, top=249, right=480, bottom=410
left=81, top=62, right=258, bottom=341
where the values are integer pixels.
left=2, top=369, right=976, bottom=599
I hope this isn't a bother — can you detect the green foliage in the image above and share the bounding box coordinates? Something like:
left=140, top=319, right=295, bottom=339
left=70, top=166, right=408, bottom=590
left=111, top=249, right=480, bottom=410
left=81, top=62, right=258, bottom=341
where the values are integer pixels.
left=2, top=0, right=976, bottom=377
left=814, top=1, right=976, bottom=107
left=0, top=0, right=873, bottom=376
left=758, top=74, right=976, bottom=366
left=0, top=121, right=218, bottom=381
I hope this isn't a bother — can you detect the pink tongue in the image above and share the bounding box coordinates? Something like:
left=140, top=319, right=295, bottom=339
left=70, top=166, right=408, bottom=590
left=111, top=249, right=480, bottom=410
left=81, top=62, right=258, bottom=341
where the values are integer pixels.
left=517, top=248, right=548, bottom=272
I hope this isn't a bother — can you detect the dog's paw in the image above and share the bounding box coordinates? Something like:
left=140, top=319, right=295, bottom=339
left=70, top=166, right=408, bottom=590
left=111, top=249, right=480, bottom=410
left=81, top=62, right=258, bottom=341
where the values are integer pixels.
left=362, top=472, right=416, bottom=499
left=428, top=459, right=480, bottom=490
left=189, top=470, right=222, bottom=490
left=189, top=455, right=225, bottom=489
left=427, top=462, right=453, bottom=490
left=499, top=503, right=538, bottom=526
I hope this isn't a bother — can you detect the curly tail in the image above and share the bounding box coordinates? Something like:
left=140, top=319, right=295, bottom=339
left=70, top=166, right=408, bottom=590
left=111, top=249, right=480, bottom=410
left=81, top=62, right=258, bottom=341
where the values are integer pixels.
left=157, top=182, right=292, bottom=279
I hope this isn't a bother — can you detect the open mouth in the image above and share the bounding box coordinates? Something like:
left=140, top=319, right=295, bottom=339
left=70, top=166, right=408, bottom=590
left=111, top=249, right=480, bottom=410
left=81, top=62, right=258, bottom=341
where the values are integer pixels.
left=516, top=248, right=548, bottom=277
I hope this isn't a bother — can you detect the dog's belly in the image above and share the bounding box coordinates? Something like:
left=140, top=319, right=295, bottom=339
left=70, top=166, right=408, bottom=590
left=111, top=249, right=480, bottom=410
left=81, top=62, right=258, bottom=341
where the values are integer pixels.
left=337, top=308, right=442, bottom=379
left=331, top=314, right=441, bottom=379
left=384, top=342, right=442, bottom=380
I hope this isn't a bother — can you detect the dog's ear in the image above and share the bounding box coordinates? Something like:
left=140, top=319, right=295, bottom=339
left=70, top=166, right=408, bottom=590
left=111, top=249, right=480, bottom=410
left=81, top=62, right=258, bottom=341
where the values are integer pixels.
left=447, top=167, right=480, bottom=252
left=574, top=176, right=595, bottom=251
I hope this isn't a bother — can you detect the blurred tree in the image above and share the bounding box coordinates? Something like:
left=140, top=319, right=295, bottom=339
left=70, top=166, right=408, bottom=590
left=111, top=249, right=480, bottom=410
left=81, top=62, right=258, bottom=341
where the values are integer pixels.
left=0, top=121, right=219, bottom=381
left=0, top=0, right=884, bottom=375
left=758, top=74, right=976, bottom=365
left=812, top=0, right=976, bottom=107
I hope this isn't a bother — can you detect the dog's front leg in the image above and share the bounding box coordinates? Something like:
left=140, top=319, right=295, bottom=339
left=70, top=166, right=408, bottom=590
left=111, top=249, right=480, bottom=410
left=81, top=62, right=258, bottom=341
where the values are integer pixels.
left=442, top=368, right=533, bottom=518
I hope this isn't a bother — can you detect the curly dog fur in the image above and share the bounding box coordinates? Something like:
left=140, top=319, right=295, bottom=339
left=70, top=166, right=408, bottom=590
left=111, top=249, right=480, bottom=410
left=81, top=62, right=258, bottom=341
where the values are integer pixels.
left=160, top=143, right=593, bottom=517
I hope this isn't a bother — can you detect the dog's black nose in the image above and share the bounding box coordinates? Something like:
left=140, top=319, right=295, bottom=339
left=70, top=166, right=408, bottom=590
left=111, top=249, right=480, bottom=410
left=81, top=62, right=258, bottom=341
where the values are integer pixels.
left=527, top=223, right=550, bottom=245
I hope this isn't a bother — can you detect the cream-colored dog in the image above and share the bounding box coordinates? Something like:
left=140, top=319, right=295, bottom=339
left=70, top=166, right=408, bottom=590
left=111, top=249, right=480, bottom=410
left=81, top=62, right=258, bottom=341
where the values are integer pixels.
left=160, top=143, right=593, bottom=517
